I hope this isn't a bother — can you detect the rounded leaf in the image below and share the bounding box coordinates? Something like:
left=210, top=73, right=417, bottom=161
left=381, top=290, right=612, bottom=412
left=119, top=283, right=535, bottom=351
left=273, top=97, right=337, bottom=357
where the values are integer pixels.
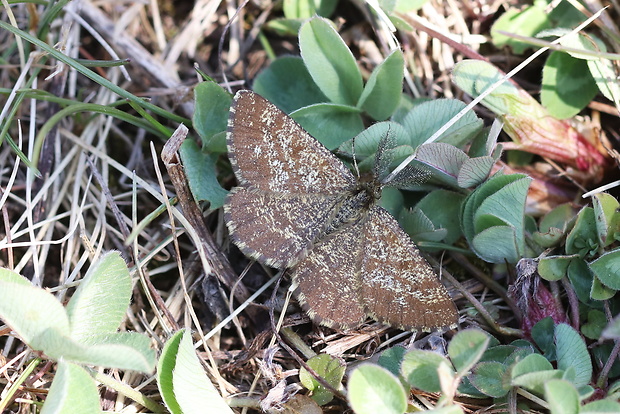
left=347, top=364, right=407, bottom=414
left=253, top=56, right=328, bottom=113
left=589, top=248, right=620, bottom=290
left=290, top=103, right=363, bottom=149
left=299, top=17, right=363, bottom=105
left=448, top=329, right=490, bottom=375
left=400, top=349, right=452, bottom=392
left=299, top=354, right=346, bottom=405
left=541, top=51, right=598, bottom=119
left=65, top=252, right=132, bottom=342
left=545, top=379, right=580, bottom=414
left=41, top=361, right=101, bottom=414
left=358, top=50, right=405, bottom=121
left=555, top=323, right=592, bottom=388
left=193, top=82, right=232, bottom=144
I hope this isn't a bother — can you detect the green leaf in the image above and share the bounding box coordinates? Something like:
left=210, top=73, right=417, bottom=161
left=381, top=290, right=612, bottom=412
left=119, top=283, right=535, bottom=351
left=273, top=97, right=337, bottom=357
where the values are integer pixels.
left=192, top=82, right=232, bottom=146
left=41, top=330, right=155, bottom=373
left=511, top=353, right=554, bottom=378
left=380, top=187, right=405, bottom=218
left=462, top=173, right=526, bottom=241
left=567, top=259, right=602, bottom=308
left=468, top=361, right=508, bottom=398
left=592, top=192, right=620, bottom=247
left=402, top=99, right=482, bottom=148
left=413, top=190, right=465, bottom=245
left=299, top=17, right=363, bottom=105
left=399, top=207, right=447, bottom=243
left=339, top=121, right=415, bottom=175
left=457, top=156, right=495, bottom=188
left=490, top=4, right=550, bottom=54
left=347, top=364, right=407, bottom=414
left=416, top=143, right=469, bottom=183
left=538, top=255, right=576, bottom=282
left=378, top=346, right=407, bottom=377
left=581, top=399, right=620, bottom=413
left=253, top=56, right=328, bottom=113
left=541, top=51, right=598, bottom=119
left=0, top=272, right=71, bottom=349
left=471, top=226, right=520, bottom=263
left=41, top=361, right=102, bottom=414
left=283, top=0, right=338, bottom=19
left=545, top=379, right=580, bottom=414
left=533, top=226, right=566, bottom=248
left=179, top=139, right=228, bottom=209
left=451, top=60, right=520, bottom=115
left=299, top=354, right=346, bottom=405
left=589, top=248, right=620, bottom=290
left=448, top=329, right=490, bottom=375
left=474, top=175, right=531, bottom=236
left=531, top=317, right=556, bottom=358
left=590, top=275, right=615, bottom=301
left=510, top=352, right=564, bottom=394
left=158, top=330, right=184, bottom=414
left=512, top=370, right=564, bottom=395
left=358, top=49, right=404, bottom=121
left=462, top=174, right=531, bottom=263
left=0, top=267, right=31, bottom=285
left=540, top=203, right=576, bottom=232
left=290, top=103, right=363, bottom=149
left=65, top=252, right=131, bottom=342
left=588, top=56, right=620, bottom=107
left=555, top=323, right=592, bottom=387
left=393, top=0, right=429, bottom=12
left=263, top=18, right=303, bottom=37
left=158, top=329, right=234, bottom=414
left=400, top=350, right=452, bottom=393
left=480, top=344, right=530, bottom=364
left=566, top=207, right=599, bottom=257
left=581, top=310, right=607, bottom=340
left=534, top=203, right=576, bottom=247
left=174, top=330, right=234, bottom=414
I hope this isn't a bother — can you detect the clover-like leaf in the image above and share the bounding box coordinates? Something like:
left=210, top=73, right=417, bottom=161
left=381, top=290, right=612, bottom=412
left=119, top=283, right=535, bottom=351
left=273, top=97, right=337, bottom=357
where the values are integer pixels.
left=588, top=248, right=620, bottom=290
left=253, top=56, right=328, bottom=113
left=400, top=349, right=452, bottom=393
left=158, top=329, right=234, bottom=414
left=299, top=17, right=363, bottom=105
left=192, top=82, right=232, bottom=147
left=448, top=329, right=490, bottom=376
left=468, top=361, right=508, bottom=398
left=358, top=49, right=404, bottom=121
left=555, top=323, right=592, bottom=388
left=348, top=364, right=407, bottom=414
left=66, top=252, right=132, bottom=342
left=541, top=51, right=598, bottom=119
left=179, top=139, right=228, bottom=210
left=41, top=361, right=102, bottom=414
left=299, top=354, right=346, bottom=405
left=290, top=102, right=363, bottom=149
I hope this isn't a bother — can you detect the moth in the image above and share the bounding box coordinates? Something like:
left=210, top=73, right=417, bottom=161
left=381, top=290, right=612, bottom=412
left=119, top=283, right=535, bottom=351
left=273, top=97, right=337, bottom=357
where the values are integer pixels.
left=224, top=90, right=457, bottom=331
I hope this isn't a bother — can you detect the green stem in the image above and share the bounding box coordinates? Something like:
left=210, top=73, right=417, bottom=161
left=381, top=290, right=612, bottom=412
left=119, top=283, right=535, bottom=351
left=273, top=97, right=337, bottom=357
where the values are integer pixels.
left=89, top=368, right=166, bottom=413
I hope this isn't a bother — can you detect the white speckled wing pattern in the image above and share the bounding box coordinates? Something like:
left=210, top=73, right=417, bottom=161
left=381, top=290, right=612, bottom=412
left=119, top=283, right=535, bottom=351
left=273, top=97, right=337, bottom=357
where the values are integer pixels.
left=290, top=207, right=457, bottom=330
left=360, top=207, right=458, bottom=331
left=224, top=187, right=346, bottom=268
left=291, top=222, right=367, bottom=328
left=227, top=91, right=357, bottom=194
left=224, top=90, right=458, bottom=331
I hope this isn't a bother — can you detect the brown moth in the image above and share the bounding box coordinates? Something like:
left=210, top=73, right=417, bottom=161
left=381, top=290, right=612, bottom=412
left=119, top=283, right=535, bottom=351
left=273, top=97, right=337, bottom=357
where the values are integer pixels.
left=223, top=90, right=457, bottom=331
